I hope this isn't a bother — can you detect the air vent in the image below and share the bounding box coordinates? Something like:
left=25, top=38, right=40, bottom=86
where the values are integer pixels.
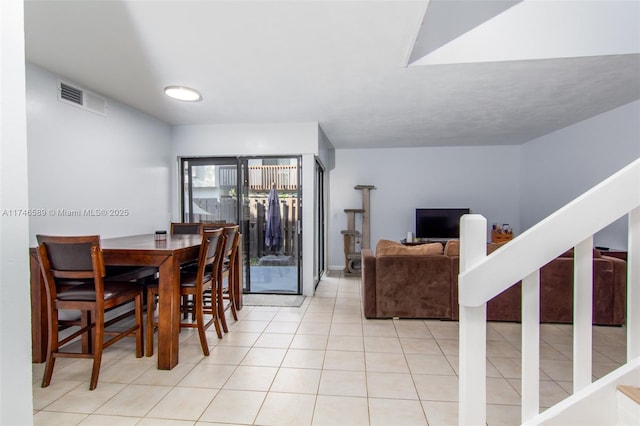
left=58, top=81, right=108, bottom=116
left=60, top=82, right=83, bottom=105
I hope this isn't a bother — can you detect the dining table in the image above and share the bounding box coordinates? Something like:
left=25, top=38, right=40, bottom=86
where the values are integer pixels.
left=31, top=233, right=202, bottom=370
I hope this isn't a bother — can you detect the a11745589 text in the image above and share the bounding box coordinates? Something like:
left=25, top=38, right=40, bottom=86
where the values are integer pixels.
left=2, top=208, right=130, bottom=217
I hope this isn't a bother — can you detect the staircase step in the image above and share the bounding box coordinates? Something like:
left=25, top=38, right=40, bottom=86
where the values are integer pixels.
left=617, top=385, right=640, bottom=425
left=618, top=385, right=640, bottom=404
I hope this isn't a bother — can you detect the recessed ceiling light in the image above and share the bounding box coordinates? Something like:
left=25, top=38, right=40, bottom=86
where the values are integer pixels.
left=164, top=86, right=202, bottom=102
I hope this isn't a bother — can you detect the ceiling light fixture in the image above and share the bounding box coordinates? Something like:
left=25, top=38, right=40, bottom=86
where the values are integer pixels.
left=164, top=86, right=202, bottom=102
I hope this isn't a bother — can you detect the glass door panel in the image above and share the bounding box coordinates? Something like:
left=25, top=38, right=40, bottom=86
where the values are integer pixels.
left=243, top=157, right=301, bottom=294
left=181, top=158, right=238, bottom=224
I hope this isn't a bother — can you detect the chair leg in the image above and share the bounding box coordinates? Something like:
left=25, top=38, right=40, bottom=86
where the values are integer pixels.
left=41, top=307, right=59, bottom=388
left=212, top=309, right=223, bottom=339
left=190, top=294, right=197, bottom=321
left=227, top=271, right=238, bottom=320
left=194, top=293, right=209, bottom=356
left=89, top=309, right=104, bottom=390
left=80, top=310, right=92, bottom=353
left=218, top=300, right=229, bottom=333
left=41, top=353, right=56, bottom=388
left=182, top=295, right=189, bottom=320
left=146, top=288, right=156, bottom=357
left=217, top=280, right=229, bottom=333
left=204, top=291, right=223, bottom=339
left=135, top=292, right=144, bottom=358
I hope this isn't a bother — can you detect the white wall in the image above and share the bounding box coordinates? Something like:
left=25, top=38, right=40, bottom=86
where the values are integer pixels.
left=171, top=122, right=320, bottom=217
left=521, top=100, right=640, bottom=250
left=26, top=63, right=172, bottom=245
left=329, top=145, right=521, bottom=269
left=317, top=126, right=335, bottom=171
left=1, top=1, right=34, bottom=424
left=171, top=122, right=323, bottom=296
left=172, top=122, right=319, bottom=154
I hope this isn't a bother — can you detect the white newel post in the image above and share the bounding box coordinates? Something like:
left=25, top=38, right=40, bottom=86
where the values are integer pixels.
left=459, top=214, right=488, bottom=425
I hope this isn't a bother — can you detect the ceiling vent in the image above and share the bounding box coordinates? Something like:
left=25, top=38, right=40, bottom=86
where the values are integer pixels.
left=58, top=81, right=107, bottom=116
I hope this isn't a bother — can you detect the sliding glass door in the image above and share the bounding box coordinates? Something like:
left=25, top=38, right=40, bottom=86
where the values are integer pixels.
left=314, top=158, right=325, bottom=288
left=181, top=156, right=301, bottom=294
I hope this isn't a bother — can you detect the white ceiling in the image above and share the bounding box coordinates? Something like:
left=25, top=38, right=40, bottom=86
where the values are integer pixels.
left=23, top=0, right=640, bottom=149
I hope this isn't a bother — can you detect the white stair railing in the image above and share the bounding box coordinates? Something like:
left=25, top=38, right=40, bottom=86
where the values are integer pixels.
left=458, top=158, right=640, bottom=425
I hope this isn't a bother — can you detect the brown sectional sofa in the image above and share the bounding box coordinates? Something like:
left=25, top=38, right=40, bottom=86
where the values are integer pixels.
left=361, top=239, right=627, bottom=325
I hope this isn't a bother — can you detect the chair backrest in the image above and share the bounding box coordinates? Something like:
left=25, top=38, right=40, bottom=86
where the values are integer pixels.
left=222, top=225, right=239, bottom=257
left=36, top=235, right=105, bottom=299
left=170, top=222, right=203, bottom=235
left=202, top=223, right=240, bottom=259
left=202, top=222, right=230, bottom=232
left=196, top=228, right=225, bottom=284
left=202, top=222, right=234, bottom=227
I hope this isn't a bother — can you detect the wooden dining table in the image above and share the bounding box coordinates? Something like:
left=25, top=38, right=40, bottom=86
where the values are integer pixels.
left=31, top=233, right=202, bottom=370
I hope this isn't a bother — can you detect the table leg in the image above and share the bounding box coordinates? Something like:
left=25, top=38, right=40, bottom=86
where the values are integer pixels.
left=156, top=258, right=180, bottom=370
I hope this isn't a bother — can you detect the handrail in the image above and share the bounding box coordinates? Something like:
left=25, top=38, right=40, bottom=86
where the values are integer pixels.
left=460, top=158, right=640, bottom=307
left=458, top=158, right=640, bottom=425
left=248, top=165, right=298, bottom=191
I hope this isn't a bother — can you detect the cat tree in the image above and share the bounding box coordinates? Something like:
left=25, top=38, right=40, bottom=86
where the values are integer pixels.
left=341, top=184, right=375, bottom=276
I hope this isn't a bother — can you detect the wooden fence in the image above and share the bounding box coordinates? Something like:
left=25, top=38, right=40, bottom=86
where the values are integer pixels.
left=190, top=164, right=299, bottom=259
left=192, top=194, right=298, bottom=259
left=248, top=196, right=298, bottom=259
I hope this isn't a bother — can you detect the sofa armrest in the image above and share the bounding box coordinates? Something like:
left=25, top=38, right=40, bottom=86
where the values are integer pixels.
left=361, top=249, right=377, bottom=318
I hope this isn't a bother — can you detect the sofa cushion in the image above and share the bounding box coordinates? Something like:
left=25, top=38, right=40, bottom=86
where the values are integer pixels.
left=376, top=239, right=443, bottom=256
left=444, top=240, right=507, bottom=256
left=444, top=240, right=459, bottom=256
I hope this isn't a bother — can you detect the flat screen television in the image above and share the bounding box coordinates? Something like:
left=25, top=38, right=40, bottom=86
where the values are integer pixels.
left=415, top=208, right=470, bottom=240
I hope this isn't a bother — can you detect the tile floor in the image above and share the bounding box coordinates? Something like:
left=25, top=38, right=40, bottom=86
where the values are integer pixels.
left=32, top=275, right=627, bottom=425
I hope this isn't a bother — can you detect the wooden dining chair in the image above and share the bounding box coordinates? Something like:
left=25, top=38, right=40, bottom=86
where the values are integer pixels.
left=170, top=222, right=203, bottom=235
left=145, top=228, right=226, bottom=357
left=36, top=235, right=144, bottom=390
left=170, top=222, right=204, bottom=314
left=220, top=225, right=240, bottom=331
left=203, top=224, right=240, bottom=333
